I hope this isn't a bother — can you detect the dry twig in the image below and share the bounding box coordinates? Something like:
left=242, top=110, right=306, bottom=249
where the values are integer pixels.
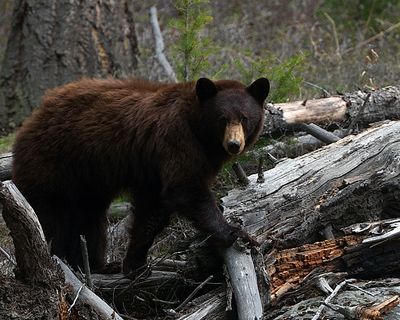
left=312, top=279, right=352, bottom=320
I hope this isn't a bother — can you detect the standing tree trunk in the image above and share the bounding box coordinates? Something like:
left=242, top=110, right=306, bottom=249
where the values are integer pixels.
left=0, top=0, right=139, bottom=131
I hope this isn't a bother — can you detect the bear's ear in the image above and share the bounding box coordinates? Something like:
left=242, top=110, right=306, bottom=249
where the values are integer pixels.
left=196, top=78, right=217, bottom=102
left=247, top=77, right=270, bottom=105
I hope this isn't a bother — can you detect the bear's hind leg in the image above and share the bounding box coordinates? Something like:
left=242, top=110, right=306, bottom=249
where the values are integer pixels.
left=122, top=195, right=170, bottom=275
left=28, top=200, right=72, bottom=263
left=72, top=205, right=108, bottom=272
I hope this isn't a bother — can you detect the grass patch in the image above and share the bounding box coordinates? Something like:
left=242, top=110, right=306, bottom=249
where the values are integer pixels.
left=0, top=133, right=15, bottom=153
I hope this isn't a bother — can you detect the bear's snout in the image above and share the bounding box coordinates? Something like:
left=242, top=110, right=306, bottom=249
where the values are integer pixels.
left=227, top=140, right=241, bottom=154
left=223, top=122, right=245, bottom=155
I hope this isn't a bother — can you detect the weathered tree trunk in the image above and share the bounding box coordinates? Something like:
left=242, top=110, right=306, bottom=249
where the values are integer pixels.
left=225, top=121, right=400, bottom=248
left=0, top=152, right=12, bottom=181
left=0, top=0, right=139, bottom=131
left=264, top=85, right=400, bottom=134
left=0, top=180, right=64, bottom=318
left=0, top=180, right=62, bottom=285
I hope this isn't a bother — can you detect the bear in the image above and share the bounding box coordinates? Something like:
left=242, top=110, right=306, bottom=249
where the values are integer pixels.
left=11, top=76, right=269, bottom=274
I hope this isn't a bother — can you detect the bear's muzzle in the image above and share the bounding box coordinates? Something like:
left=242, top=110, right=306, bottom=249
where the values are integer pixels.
left=223, top=122, right=245, bottom=155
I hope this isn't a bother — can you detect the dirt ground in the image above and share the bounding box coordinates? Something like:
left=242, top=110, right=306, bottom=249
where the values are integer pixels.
left=0, top=274, right=105, bottom=320
left=0, top=275, right=60, bottom=319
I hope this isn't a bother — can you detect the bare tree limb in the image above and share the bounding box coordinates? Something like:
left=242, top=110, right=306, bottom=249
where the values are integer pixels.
left=223, top=244, right=263, bottom=320
left=0, top=245, right=16, bottom=266
left=149, top=6, right=178, bottom=83
left=300, top=123, right=340, bottom=144
left=312, top=280, right=351, bottom=320
left=55, top=256, right=124, bottom=320
left=80, top=235, right=93, bottom=289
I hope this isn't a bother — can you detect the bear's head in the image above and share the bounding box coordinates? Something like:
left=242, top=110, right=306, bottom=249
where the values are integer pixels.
left=195, top=77, right=269, bottom=156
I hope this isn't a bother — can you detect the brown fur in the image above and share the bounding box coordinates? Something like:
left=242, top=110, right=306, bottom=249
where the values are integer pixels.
left=12, top=77, right=269, bottom=274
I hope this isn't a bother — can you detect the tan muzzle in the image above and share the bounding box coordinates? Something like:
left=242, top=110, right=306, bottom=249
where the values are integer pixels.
left=223, top=122, right=245, bottom=155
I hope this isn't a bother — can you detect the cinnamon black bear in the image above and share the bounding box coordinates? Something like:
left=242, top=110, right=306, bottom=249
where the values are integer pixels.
left=12, top=77, right=269, bottom=274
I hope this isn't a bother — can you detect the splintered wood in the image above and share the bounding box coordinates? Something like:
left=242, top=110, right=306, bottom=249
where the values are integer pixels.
left=267, top=235, right=362, bottom=300
left=360, top=296, right=400, bottom=319
left=266, top=219, right=400, bottom=304
left=323, top=295, right=400, bottom=320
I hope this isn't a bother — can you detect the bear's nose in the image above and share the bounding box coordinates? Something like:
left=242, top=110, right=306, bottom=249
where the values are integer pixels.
left=227, top=140, right=241, bottom=154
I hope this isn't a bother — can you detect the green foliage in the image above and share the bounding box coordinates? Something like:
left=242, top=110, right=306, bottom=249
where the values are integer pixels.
left=0, top=132, right=14, bottom=153
left=234, top=53, right=306, bottom=103
left=169, top=0, right=216, bottom=81
left=317, top=0, right=400, bottom=33
left=168, top=0, right=306, bottom=101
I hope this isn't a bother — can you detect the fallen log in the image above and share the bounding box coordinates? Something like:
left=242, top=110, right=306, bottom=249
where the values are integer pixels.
left=263, top=85, right=400, bottom=134
left=0, top=180, right=62, bottom=285
left=0, top=153, right=12, bottom=182
left=222, top=120, right=400, bottom=317
left=0, top=180, right=64, bottom=318
left=224, top=120, right=400, bottom=248
left=222, top=244, right=263, bottom=319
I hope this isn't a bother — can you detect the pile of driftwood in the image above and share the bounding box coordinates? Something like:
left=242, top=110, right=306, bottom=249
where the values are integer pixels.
left=1, top=85, right=400, bottom=319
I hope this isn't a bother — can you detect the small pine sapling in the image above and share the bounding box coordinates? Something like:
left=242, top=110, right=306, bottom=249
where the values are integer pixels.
left=169, top=0, right=216, bottom=81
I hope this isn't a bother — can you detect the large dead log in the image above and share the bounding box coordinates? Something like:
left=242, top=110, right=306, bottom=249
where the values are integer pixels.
left=0, top=180, right=62, bottom=285
left=221, top=120, right=400, bottom=317
left=224, top=120, right=400, bottom=248
left=264, top=85, right=400, bottom=134
left=0, top=180, right=64, bottom=318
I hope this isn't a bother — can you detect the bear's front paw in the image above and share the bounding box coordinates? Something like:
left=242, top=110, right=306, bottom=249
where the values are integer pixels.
left=215, top=225, right=260, bottom=247
left=234, top=228, right=260, bottom=247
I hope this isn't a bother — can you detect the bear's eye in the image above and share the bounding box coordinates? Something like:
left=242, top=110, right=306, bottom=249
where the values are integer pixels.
left=219, top=116, right=227, bottom=125
left=241, top=115, right=248, bottom=123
